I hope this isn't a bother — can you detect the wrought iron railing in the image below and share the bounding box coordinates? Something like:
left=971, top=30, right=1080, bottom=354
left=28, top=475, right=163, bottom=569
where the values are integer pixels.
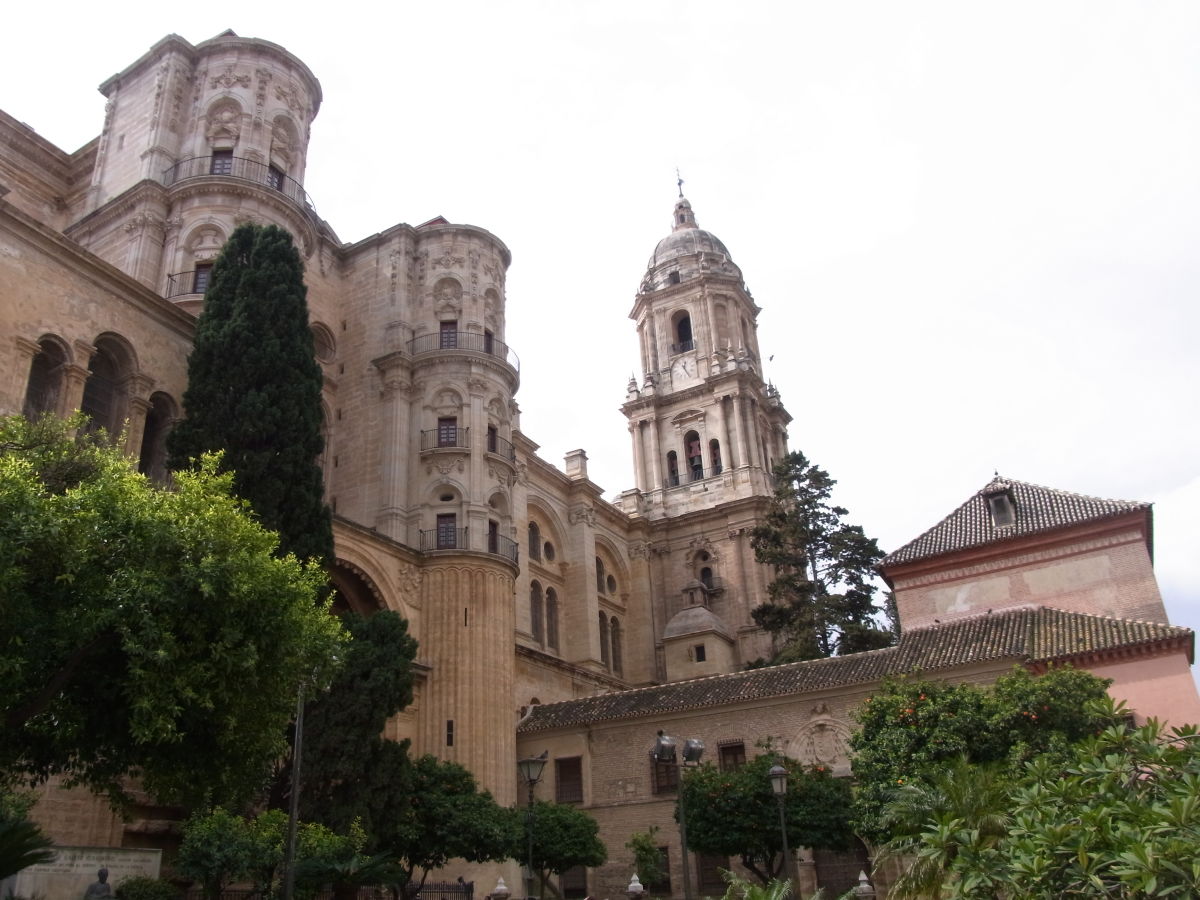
left=663, top=464, right=724, bottom=489
left=407, top=331, right=519, bottom=372
left=488, top=533, right=520, bottom=564
left=165, top=270, right=207, bottom=298
left=485, top=433, right=516, bottom=461
left=420, top=527, right=468, bottom=551
left=162, top=156, right=317, bottom=215
left=420, top=427, right=470, bottom=451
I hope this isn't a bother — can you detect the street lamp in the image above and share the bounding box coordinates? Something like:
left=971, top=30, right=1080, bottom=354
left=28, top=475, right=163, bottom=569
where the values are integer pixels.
left=653, top=732, right=704, bottom=900
left=768, top=764, right=794, bottom=889
left=518, top=751, right=549, bottom=900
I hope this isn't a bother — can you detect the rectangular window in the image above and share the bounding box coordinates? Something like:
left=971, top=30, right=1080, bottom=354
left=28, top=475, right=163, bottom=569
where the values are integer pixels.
left=266, top=165, right=285, bottom=191
left=487, top=425, right=498, bottom=454
left=694, top=643, right=707, bottom=663
left=555, top=756, right=584, bottom=803
left=438, top=417, right=458, bottom=448
left=446, top=719, right=454, bottom=747
left=484, top=329, right=495, bottom=355
left=192, top=263, right=213, bottom=294
left=651, top=847, right=672, bottom=893
left=560, top=866, right=587, bottom=900
left=697, top=854, right=728, bottom=893
left=210, top=150, right=234, bottom=175
left=650, top=753, right=679, bottom=794
left=440, top=320, right=458, bottom=349
left=436, top=513, right=457, bottom=549
left=718, top=741, right=746, bottom=772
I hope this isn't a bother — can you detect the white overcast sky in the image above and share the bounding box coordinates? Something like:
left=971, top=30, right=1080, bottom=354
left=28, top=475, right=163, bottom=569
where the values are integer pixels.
left=5, top=2, right=1198, bottom=648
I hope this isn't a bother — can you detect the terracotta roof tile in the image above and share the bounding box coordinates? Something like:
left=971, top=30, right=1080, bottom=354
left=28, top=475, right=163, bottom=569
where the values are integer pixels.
left=881, top=476, right=1149, bottom=568
left=517, top=607, right=1190, bottom=732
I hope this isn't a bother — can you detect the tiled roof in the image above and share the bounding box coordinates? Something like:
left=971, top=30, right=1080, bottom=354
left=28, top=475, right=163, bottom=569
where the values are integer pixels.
left=880, top=476, right=1149, bottom=568
left=517, top=606, right=1190, bottom=732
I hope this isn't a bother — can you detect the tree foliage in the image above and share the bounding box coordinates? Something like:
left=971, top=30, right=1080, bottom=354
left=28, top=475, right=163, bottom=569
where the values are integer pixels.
left=167, top=223, right=332, bottom=565
left=850, top=666, right=1115, bottom=844
left=0, top=415, right=344, bottom=810
left=625, top=826, right=667, bottom=892
left=524, top=800, right=607, bottom=899
left=374, top=755, right=518, bottom=889
left=295, top=611, right=418, bottom=836
left=680, top=752, right=854, bottom=885
left=875, top=705, right=1200, bottom=898
left=750, top=452, right=894, bottom=662
left=177, top=808, right=358, bottom=900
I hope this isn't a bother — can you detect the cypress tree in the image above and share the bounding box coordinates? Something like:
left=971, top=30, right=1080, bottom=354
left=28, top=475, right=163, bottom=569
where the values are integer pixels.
left=169, top=224, right=333, bottom=565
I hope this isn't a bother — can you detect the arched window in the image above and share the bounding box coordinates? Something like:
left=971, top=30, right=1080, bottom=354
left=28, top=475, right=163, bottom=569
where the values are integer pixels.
left=599, top=612, right=610, bottom=667
left=596, top=557, right=606, bottom=594
left=710, top=439, right=722, bottom=475
left=700, top=567, right=714, bottom=591
left=138, top=392, right=176, bottom=484
left=666, top=450, right=680, bottom=487
left=528, top=522, right=542, bottom=561
left=546, top=589, right=559, bottom=652
left=610, top=618, right=622, bottom=676
left=80, top=340, right=129, bottom=438
left=685, top=430, right=703, bottom=481
left=23, top=338, right=68, bottom=418
left=530, top=581, right=544, bottom=644
left=673, top=313, right=694, bottom=353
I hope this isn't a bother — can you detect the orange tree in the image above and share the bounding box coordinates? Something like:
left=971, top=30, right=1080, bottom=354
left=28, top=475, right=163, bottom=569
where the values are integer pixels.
left=849, top=666, right=1115, bottom=844
left=679, top=752, right=853, bottom=884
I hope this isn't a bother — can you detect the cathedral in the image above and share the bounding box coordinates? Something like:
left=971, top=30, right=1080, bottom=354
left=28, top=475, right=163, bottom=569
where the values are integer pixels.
left=3, top=30, right=1197, bottom=900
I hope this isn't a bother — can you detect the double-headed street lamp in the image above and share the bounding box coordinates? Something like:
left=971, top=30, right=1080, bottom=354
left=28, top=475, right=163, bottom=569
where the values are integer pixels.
left=768, top=764, right=795, bottom=889
left=517, top=751, right=549, bottom=900
left=652, top=732, right=704, bottom=900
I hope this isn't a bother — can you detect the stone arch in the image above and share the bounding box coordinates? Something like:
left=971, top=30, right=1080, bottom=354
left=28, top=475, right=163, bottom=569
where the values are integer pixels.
left=671, top=308, right=693, bottom=351
left=330, top=559, right=387, bottom=617
left=182, top=221, right=227, bottom=268
left=526, top=500, right=566, bottom=564
left=138, top=391, right=178, bottom=484
left=80, top=332, right=139, bottom=439
left=22, top=334, right=72, bottom=418
left=205, top=97, right=244, bottom=148
left=429, top=386, right=464, bottom=414
left=486, top=394, right=510, bottom=425
left=487, top=489, right=510, bottom=517
left=593, top=535, right=628, bottom=602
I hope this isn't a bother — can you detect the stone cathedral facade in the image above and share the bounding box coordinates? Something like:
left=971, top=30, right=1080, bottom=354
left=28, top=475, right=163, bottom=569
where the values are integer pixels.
left=3, top=30, right=1197, bottom=900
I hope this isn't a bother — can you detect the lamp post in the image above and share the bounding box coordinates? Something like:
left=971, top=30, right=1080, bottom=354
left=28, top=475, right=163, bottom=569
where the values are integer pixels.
left=517, top=751, right=549, bottom=900
left=653, top=732, right=704, bottom=900
left=768, top=764, right=793, bottom=889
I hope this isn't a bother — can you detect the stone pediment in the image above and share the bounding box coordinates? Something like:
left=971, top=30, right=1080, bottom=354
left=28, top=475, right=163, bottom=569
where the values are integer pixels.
left=670, top=408, right=705, bottom=425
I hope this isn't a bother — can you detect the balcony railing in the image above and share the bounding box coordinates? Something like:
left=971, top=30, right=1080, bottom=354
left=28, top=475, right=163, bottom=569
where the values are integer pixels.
left=420, top=527, right=468, bottom=552
left=486, top=433, right=517, bottom=461
left=488, top=533, right=520, bottom=564
left=420, top=427, right=470, bottom=451
left=407, top=331, right=519, bottom=373
left=670, top=339, right=695, bottom=354
left=417, top=526, right=519, bottom=564
left=165, top=270, right=208, bottom=298
left=663, top=464, right=724, bottom=489
left=162, top=156, right=318, bottom=216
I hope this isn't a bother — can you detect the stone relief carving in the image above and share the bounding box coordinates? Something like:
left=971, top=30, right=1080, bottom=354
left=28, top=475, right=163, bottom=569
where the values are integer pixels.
left=396, top=563, right=423, bottom=597
left=206, top=103, right=242, bottom=144
left=255, top=69, right=272, bottom=112
left=569, top=506, right=596, bottom=526
left=432, top=252, right=465, bottom=270
left=428, top=460, right=466, bottom=476
left=793, top=703, right=852, bottom=772
left=275, top=81, right=305, bottom=114
left=211, top=68, right=251, bottom=89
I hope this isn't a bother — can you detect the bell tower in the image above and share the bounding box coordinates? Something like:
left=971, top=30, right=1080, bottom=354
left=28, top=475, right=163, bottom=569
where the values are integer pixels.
left=618, top=192, right=792, bottom=676
left=621, top=194, right=791, bottom=513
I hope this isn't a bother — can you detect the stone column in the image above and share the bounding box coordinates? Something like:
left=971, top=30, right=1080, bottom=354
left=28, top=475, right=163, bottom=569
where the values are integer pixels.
left=628, top=421, right=645, bottom=493
left=121, top=375, right=156, bottom=459
left=648, top=419, right=662, bottom=490
left=373, top=352, right=411, bottom=542
left=731, top=392, right=750, bottom=472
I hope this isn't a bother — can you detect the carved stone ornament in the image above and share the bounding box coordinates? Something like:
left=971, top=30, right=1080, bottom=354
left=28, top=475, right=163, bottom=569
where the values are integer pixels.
left=432, top=252, right=465, bottom=270
left=793, top=704, right=851, bottom=771
left=569, top=506, right=596, bottom=526
left=275, top=82, right=305, bottom=114
left=123, top=213, right=165, bottom=234
left=628, top=541, right=651, bottom=560
left=211, top=68, right=251, bottom=89
left=396, top=562, right=423, bottom=596
left=727, top=526, right=749, bottom=539
left=428, top=460, right=465, bottom=476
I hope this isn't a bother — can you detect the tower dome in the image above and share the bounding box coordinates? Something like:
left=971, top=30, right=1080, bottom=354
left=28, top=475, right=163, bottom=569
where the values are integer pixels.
left=642, top=195, right=742, bottom=292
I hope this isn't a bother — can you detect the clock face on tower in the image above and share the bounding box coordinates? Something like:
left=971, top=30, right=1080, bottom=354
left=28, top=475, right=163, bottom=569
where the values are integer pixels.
left=671, top=355, right=696, bottom=381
